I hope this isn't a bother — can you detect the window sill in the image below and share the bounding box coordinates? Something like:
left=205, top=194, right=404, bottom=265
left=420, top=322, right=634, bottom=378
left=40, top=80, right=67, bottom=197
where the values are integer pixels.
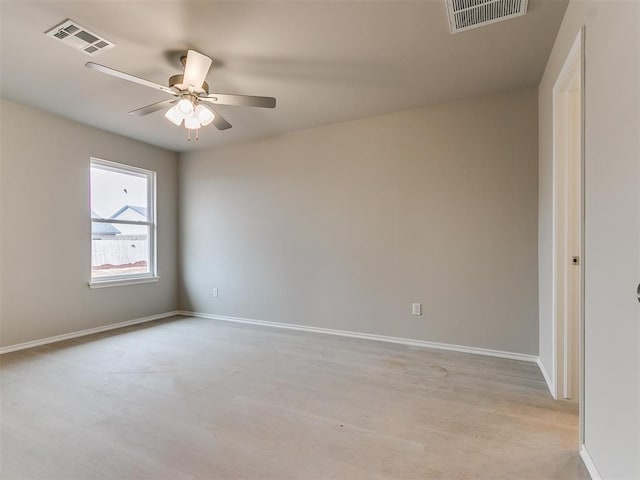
left=89, top=276, right=160, bottom=289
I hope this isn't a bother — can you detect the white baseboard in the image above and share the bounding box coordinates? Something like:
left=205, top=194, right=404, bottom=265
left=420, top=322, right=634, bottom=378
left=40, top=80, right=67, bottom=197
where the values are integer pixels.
left=179, top=311, right=539, bottom=363
left=0, top=311, right=181, bottom=354
left=580, top=445, right=602, bottom=480
left=536, top=357, right=556, bottom=397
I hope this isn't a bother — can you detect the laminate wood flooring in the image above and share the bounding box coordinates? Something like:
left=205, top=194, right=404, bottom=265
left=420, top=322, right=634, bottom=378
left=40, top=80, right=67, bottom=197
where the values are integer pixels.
left=0, top=315, right=589, bottom=479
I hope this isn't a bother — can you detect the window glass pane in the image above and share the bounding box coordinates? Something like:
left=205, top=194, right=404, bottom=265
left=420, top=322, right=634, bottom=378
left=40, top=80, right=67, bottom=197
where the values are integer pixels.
left=91, top=223, right=151, bottom=278
left=91, top=166, right=148, bottom=221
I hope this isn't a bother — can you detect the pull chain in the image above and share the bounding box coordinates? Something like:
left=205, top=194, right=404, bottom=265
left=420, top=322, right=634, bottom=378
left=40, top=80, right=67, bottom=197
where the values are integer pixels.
left=186, top=129, right=200, bottom=141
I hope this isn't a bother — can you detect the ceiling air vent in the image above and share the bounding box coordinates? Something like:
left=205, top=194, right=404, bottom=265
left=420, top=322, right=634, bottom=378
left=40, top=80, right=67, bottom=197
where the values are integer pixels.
left=445, top=0, right=528, bottom=34
left=45, top=19, right=115, bottom=56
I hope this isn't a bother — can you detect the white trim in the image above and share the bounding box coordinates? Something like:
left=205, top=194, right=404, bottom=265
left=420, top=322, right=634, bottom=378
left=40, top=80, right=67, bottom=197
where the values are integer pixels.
left=89, top=276, right=160, bottom=289
left=90, top=157, right=155, bottom=178
left=0, top=311, right=180, bottom=354
left=92, top=218, right=152, bottom=226
left=580, top=445, right=602, bottom=480
left=552, top=31, right=583, bottom=95
left=536, top=356, right=555, bottom=396
left=179, top=311, right=539, bottom=363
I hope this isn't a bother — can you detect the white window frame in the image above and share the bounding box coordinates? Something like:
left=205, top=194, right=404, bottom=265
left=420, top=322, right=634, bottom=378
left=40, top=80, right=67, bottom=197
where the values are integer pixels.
left=89, top=157, right=159, bottom=288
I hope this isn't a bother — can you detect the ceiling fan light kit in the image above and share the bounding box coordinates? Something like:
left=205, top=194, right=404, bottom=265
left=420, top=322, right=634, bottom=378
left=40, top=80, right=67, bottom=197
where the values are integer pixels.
left=85, top=49, right=276, bottom=140
left=163, top=95, right=217, bottom=140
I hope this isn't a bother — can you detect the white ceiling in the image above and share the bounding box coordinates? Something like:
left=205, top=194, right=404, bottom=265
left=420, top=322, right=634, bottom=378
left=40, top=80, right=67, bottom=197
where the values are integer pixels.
left=0, top=0, right=568, bottom=152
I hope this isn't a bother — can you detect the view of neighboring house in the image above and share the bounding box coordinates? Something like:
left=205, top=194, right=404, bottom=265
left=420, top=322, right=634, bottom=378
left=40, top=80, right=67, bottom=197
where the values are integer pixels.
left=90, top=209, right=120, bottom=239
left=109, top=205, right=148, bottom=236
left=109, top=205, right=147, bottom=222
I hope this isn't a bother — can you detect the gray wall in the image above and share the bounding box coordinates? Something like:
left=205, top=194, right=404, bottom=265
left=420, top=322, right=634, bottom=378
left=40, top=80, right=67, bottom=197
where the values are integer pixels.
left=179, top=89, right=539, bottom=355
left=538, top=1, right=640, bottom=477
left=0, top=99, right=179, bottom=348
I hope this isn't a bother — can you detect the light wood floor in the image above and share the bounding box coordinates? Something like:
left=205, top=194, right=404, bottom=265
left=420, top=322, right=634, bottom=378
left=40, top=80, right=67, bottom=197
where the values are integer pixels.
left=1, top=315, right=589, bottom=480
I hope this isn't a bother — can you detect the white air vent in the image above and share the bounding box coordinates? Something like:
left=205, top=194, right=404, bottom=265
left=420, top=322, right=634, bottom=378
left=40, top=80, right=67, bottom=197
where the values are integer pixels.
left=45, top=19, right=115, bottom=56
left=445, top=0, right=528, bottom=34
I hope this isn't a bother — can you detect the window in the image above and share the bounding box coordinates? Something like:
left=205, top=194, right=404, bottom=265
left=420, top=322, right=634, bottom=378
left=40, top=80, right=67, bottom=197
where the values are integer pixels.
left=90, top=158, right=157, bottom=287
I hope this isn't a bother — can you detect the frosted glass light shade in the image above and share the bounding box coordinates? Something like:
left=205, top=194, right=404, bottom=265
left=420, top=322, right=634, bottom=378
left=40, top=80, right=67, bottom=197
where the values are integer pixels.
left=177, top=98, right=194, bottom=115
left=164, top=106, right=183, bottom=126
left=184, top=113, right=201, bottom=130
left=195, top=105, right=215, bottom=126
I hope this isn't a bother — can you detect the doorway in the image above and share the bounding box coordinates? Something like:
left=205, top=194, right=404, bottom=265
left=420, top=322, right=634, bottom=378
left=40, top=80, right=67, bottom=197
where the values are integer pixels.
left=552, top=27, right=584, bottom=429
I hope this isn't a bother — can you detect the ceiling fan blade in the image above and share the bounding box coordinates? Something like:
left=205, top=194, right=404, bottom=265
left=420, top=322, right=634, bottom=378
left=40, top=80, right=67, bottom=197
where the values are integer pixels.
left=86, top=62, right=176, bottom=96
left=128, top=99, right=177, bottom=116
left=203, top=93, right=276, bottom=108
left=207, top=107, right=232, bottom=130
left=182, top=50, right=212, bottom=91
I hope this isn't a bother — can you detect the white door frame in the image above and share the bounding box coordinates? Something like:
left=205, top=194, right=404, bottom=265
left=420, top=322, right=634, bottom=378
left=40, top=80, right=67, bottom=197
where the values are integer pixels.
left=551, top=27, right=585, bottom=444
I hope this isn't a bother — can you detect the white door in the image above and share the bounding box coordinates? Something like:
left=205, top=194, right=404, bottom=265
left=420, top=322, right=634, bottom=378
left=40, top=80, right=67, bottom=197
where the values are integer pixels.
left=553, top=33, right=582, bottom=402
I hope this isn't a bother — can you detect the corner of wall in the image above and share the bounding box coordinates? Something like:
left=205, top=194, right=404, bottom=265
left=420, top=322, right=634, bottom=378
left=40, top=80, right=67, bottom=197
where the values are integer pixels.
left=536, top=356, right=555, bottom=398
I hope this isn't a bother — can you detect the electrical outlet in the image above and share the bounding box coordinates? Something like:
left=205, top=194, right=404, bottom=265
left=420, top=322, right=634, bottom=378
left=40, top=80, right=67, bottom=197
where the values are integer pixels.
left=212, top=288, right=218, bottom=298
left=412, top=303, right=422, bottom=316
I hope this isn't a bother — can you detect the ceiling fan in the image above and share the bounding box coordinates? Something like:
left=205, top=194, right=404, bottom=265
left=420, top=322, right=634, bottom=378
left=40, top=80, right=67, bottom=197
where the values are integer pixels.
left=86, top=50, right=276, bottom=139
